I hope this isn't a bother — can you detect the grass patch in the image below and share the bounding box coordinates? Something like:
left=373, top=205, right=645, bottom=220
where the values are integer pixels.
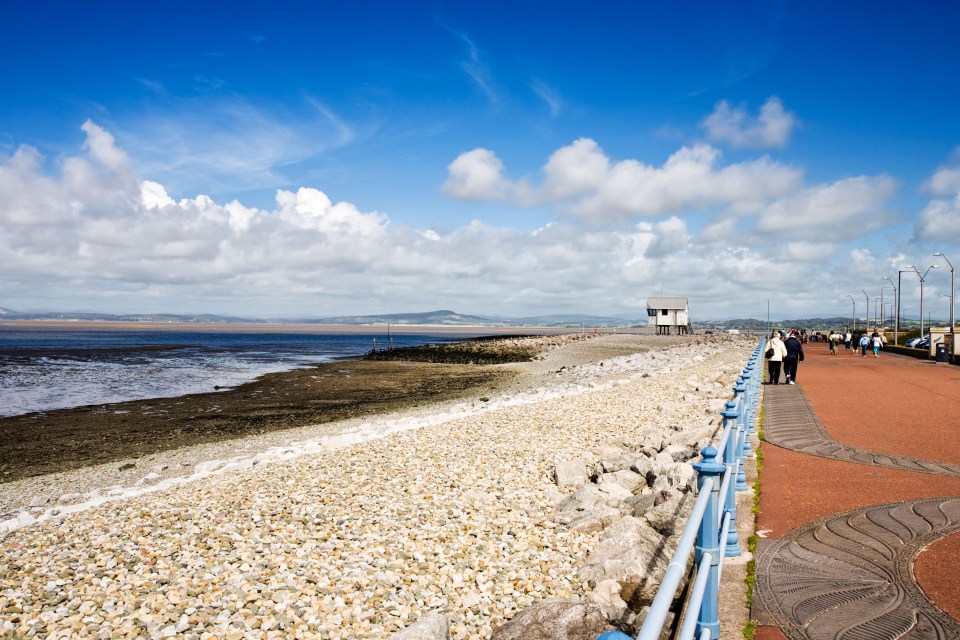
left=742, top=394, right=766, bottom=638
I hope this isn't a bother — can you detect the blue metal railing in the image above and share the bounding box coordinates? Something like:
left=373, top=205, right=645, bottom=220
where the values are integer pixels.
left=598, top=339, right=763, bottom=640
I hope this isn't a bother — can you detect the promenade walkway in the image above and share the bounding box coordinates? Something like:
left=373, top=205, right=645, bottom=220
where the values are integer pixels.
left=752, top=344, right=960, bottom=639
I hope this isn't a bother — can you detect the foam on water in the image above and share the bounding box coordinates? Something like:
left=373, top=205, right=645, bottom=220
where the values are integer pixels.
left=1, top=354, right=300, bottom=416
left=0, top=329, right=460, bottom=416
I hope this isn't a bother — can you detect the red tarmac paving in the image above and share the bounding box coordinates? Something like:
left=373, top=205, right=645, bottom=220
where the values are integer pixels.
left=755, top=344, right=960, bottom=639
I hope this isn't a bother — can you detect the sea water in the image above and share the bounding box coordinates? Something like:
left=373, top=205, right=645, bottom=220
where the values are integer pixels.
left=0, top=327, right=475, bottom=417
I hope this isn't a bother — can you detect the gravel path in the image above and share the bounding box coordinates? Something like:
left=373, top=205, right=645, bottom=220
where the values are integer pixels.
left=1, top=334, right=753, bottom=639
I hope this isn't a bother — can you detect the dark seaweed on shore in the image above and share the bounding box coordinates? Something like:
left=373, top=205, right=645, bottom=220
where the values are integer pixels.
left=362, top=338, right=540, bottom=365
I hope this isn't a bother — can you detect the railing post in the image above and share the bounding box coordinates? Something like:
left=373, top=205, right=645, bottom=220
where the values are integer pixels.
left=740, top=369, right=755, bottom=456
left=721, top=402, right=742, bottom=558
left=693, top=446, right=724, bottom=640
left=732, top=380, right=749, bottom=492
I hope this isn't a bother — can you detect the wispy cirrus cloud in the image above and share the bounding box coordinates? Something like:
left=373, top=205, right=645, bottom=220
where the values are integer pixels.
left=114, top=96, right=354, bottom=197
left=434, top=17, right=501, bottom=109
left=458, top=33, right=499, bottom=107
left=530, top=79, right=563, bottom=117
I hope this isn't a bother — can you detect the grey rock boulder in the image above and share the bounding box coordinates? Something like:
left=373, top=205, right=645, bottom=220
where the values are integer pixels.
left=640, top=432, right=665, bottom=452
left=555, top=459, right=589, bottom=487
left=645, top=489, right=693, bottom=536
left=624, top=492, right=656, bottom=517
left=597, top=446, right=633, bottom=473
left=578, top=516, right=672, bottom=608
left=490, top=599, right=613, bottom=640
left=599, top=470, right=645, bottom=494
left=629, top=456, right=656, bottom=485
left=390, top=614, right=449, bottom=640
left=566, top=506, right=624, bottom=533
left=598, top=481, right=635, bottom=509
left=557, top=484, right=607, bottom=515
left=588, top=579, right=633, bottom=626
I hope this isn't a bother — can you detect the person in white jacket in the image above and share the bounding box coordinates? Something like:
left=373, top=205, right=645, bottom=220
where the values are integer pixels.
left=765, top=331, right=788, bottom=384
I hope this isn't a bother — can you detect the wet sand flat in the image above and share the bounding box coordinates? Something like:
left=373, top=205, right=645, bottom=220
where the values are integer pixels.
left=0, top=359, right=510, bottom=483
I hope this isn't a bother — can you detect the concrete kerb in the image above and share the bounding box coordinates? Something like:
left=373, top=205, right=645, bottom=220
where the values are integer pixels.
left=718, top=431, right=759, bottom=638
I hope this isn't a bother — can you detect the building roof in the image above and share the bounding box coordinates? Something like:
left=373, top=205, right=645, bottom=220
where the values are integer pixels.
left=646, top=296, right=689, bottom=309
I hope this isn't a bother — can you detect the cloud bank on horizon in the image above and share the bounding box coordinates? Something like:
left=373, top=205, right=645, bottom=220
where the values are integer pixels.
left=1, top=2, right=958, bottom=321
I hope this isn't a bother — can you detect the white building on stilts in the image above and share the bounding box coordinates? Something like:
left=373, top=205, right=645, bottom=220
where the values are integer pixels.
left=646, top=296, right=692, bottom=335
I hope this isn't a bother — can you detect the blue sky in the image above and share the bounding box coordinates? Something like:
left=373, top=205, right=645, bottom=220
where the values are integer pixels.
left=1, top=1, right=959, bottom=322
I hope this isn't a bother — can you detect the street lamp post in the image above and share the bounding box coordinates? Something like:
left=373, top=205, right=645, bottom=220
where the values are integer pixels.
left=907, top=264, right=939, bottom=339
left=862, top=290, right=870, bottom=330
left=933, top=252, right=955, bottom=337
left=846, top=295, right=856, bottom=332
left=897, top=270, right=912, bottom=343
left=883, top=276, right=898, bottom=344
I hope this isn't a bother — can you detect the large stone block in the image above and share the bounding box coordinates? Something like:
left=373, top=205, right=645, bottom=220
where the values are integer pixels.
left=390, top=614, right=449, bottom=640
left=490, top=600, right=613, bottom=640
left=555, top=458, right=589, bottom=487
left=577, top=516, right=672, bottom=607
left=599, top=469, right=645, bottom=493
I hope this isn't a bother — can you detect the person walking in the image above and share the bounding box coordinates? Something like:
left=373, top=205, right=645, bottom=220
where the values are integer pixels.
left=828, top=331, right=840, bottom=355
left=765, top=330, right=788, bottom=384
left=859, top=333, right=870, bottom=357
left=783, top=330, right=805, bottom=384
left=871, top=331, right=883, bottom=358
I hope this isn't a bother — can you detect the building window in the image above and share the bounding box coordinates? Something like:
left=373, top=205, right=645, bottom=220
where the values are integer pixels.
left=661, top=309, right=668, bottom=316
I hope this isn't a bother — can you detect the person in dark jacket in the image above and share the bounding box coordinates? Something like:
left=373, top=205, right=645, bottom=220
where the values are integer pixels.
left=783, top=330, right=805, bottom=384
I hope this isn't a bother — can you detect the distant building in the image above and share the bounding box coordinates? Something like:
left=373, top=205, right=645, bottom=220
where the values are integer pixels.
left=646, top=296, right=691, bottom=335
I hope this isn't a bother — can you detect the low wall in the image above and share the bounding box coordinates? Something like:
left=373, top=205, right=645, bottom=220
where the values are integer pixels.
left=884, top=344, right=958, bottom=365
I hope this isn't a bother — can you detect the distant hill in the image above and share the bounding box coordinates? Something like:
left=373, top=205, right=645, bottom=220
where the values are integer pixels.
left=695, top=316, right=918, bottom=331
left=0, top=307, right=645, bottom=327
left=0, top=309, right=258, bottom=324
left=508, top=313, right=640, bottom=327
left=306, top=309, right=498, bottom=326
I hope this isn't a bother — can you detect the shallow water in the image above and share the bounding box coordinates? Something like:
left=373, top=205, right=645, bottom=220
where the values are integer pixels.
left=0, top=327, right=471, bottom=416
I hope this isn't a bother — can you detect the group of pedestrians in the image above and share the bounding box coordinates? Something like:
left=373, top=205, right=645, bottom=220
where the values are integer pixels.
left=767, top=327, right=886, bottom=385
left=826, top=329, right=885, bottom=358
left=858, top=331, right=884, bottom=357
left=765, top=329, right=805, bottom=384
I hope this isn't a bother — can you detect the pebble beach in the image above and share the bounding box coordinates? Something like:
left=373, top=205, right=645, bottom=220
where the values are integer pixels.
left=1, top=333, right=755, bottom=639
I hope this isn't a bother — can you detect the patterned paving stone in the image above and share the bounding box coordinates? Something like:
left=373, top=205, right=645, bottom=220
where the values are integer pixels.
left=756, top=384, right=960, bottom=639
left=753, top=498, right=960, bottom=639
left=762, top=385, right=960, bottom=478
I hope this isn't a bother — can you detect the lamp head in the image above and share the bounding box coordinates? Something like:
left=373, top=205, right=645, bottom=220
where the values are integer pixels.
left=934, top=252, right=943, bottom=257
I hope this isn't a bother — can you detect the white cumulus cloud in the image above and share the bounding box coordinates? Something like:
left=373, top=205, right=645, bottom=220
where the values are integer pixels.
left=914, top=195, right=960, bottom=241
left=644, top=217, right=689, bottom=258
left=441, top=148, right=511, bottom=201
left=0, top=120, right=941, bottom=321
left=444, top=138, right=803, bottom=220
left=755, top=176, right=898, bottom=240
left=702, top=97, right=798, bottom=149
